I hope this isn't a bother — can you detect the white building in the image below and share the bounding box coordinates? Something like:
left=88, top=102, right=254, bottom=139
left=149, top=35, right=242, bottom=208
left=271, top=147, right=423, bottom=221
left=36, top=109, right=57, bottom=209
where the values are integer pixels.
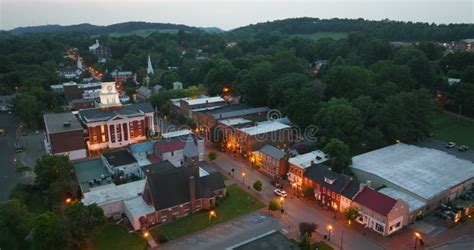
left=287, top=150, right=328, bottom=189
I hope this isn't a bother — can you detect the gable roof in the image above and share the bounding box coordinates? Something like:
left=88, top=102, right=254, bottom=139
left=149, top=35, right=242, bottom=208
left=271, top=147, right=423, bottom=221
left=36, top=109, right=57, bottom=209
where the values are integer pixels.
left=144, top=164, right=225, bottom=210
left=259, top=145, right=286, bottom=160
left=353, top=187, right=398, bottom=216
left=304, top=165, right=352, bottom=194
left=103, top=149, right=137, bottom=167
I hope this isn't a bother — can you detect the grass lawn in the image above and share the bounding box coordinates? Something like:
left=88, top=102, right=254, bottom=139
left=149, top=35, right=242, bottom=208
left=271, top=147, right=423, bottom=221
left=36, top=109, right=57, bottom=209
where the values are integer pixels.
left=292, top=32, right=348, bottom=40
left=431, top=111, right=474, bottom=148
left=152, top=184, right=264, bottom=240
left=313, top=241, right=334, bottom=250
left=91, top=224, right=147, bottom=250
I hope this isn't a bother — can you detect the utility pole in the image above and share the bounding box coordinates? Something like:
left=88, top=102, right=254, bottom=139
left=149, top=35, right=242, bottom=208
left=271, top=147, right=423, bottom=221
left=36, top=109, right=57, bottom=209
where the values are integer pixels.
left=340, top=230, right=344, bottom=250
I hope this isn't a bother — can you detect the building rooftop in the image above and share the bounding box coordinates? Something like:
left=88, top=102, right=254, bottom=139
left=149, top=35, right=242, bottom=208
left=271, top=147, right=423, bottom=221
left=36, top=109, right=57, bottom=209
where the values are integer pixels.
left=103, top=149, right=137, bottom=167
left=218, top=118, right=253, bottom=127
left=140, top=161, right=176, bottom=175
left=129, top=141, right=155, bottom=154
left=304, top=164, right=359, bottom=198
left=259, top=145, right=286, bottom=160
left=354, top=187, right=398, bottom=216
left=228, top=230, right=299, bottom=250
left=238, top=121, right=290, bottom=136
left=123, top=196, right=155, bottom=217
left=183, top=134, right=199, bottom=158
left=161, top=129, right=191, bottom=139
left=379, top=188, right=426, bottom=214
left=44, top=112, right=83, bottom=134
left=212, top=106, right=270, bottom=120
left=83, top=179, right=146, bottom=206
left=184, top=96, right=225, bottom=106
left=288, top=150, right=328, bottom=170
left=351, top=143, right=474, bottom=200
left=78, top=103, right=154, bottom=123
left=74, top=159, right=113, bottom=193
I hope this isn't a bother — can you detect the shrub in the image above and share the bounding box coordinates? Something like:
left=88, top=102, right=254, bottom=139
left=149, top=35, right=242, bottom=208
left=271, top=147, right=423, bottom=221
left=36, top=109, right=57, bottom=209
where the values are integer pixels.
left=253, top=180, right=263, bottom=191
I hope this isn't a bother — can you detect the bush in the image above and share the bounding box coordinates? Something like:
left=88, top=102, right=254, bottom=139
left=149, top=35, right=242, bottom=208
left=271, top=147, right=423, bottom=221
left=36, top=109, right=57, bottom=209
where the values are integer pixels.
left=155, top=233, right=169, bottom=244
left=268, top=199, right=281, bottom=211
left=253, top=180, right=263, bottom=191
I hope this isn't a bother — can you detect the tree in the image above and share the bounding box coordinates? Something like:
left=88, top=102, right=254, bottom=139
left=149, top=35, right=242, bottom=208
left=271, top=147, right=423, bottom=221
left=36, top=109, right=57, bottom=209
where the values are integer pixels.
left=12, top=93, right=44, bottom=129
left=253, top=180, right=263, bottom=191
left=302, top=186, right=314, bottom=199
left=393, top=47, right=433, bottom=87
left=323, top=138, right=352, bottom=173
left=32, top=212, right=67, bottom=250
left=0, top=199, right=33, bottom=250
left=314, top=98, right=364, bottom=146
left=298, top=222, right=318, bottom=238
left=34, top=155, right=74, bottom=190
left=324, top=65, right=373, bottom=99
left=268, top=199, right=282, bottom=211
left=344, top=207, right=359, bottom=221
left=461, top=66, right=474, bottom=83
left=207, top=151, right=217, bottom=161
left=65, top=202, right=105, bottom=248
left=370, top=60, right=415, bottom=90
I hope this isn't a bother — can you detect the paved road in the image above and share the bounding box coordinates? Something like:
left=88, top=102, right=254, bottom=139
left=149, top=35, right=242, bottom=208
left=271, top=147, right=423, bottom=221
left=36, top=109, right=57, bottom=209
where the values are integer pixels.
left=209, top=147, right=384, bottom=250
left=0, top=113, right=20, bottom=201
left=159, top=212, right=282, bottom=250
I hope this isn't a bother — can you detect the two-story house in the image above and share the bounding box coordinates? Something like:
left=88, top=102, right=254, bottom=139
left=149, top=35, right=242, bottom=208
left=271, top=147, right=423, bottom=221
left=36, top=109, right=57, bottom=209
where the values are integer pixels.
left=288, top=150, right=328, bottom=190
left=254, top=145, right=289, bottom=179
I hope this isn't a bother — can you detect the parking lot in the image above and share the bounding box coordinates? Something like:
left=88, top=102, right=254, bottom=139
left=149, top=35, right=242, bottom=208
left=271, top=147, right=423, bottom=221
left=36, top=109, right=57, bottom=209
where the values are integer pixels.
left=412, top=138, right=474, bottom=163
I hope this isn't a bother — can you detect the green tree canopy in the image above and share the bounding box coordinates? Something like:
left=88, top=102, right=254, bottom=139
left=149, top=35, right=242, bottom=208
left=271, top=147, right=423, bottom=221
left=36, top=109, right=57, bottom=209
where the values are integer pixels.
left=324, top=65, right=373, bottom=99
left=0, top=199, right=33, bottom=250
left=32, top=212, right=67, bottom=250
left=322, top=138, right=352, bottom=173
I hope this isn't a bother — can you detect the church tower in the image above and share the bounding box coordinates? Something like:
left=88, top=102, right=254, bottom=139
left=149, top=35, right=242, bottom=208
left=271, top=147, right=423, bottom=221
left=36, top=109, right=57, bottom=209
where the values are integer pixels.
left=100, top=82, right=121, bottom=107
left=147, top=54, right=154, bottom=76
left=183, top=134, right=199, bottom=175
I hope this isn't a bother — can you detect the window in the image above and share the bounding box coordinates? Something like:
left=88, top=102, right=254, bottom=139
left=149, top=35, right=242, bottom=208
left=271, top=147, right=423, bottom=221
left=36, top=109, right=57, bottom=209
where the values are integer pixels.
left=375, top=223, right=384, bottom=233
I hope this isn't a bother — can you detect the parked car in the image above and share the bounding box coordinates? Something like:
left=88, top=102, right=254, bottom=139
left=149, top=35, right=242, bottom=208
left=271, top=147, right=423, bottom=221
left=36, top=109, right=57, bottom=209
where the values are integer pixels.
left=274, top=189, right=287, bottom=197
left=14, top=140, right=24, bottom=153
left=446, top=142, right=456, bottom=148
left=458, top=145, right=469, bottom=152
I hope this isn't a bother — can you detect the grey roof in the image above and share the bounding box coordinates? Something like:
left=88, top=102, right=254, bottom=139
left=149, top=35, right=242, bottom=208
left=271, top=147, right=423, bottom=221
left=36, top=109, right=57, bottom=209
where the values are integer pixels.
left=379, top=188, right=426, bottom=214
left=78, top=103, right=154, bottom=123
left=140, top=161, right=176, bottom=175
left=259, top=145, right=286, bottom=160
left=74, top=159, right=112, bottom=192
left=351, top=143, right=474, bottom=201
left=144, top=165, right=225, bottom=210
left=103, top=149, right=137, bottom=167
left=137, top=86, right=152, bottom=98
left=303, top=164, right=359, bottom=199
left=212, top=106, right=270, bottom=120
left=183, top=134, right=199, bottom=158
left=230, top=230, right=298, bottom=250
left=44, top=112, right=83, bottom=134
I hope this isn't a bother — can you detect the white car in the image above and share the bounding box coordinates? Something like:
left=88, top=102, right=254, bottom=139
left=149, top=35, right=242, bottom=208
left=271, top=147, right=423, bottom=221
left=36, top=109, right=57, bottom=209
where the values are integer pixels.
left=274, top=189, right=287, bottom=197
left=446, top=142, right=456, bottom=148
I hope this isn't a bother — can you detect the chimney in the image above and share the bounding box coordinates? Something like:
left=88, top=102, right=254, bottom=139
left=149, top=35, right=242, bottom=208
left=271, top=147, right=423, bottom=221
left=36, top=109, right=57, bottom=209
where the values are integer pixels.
left=189, top=176, right=196, bottom=212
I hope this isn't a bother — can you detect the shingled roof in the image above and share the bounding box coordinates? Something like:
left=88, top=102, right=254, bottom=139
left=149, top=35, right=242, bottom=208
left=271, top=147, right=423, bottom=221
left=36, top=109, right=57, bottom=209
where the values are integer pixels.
left=183, top=134, right=199, bottom=158
left=354, top=187, right=398, bottom=216
left=78, top=103, right=154, bottom=123
left=304, top=164, right=359, bottom=199
left=143, top=163, right=225, bottom=210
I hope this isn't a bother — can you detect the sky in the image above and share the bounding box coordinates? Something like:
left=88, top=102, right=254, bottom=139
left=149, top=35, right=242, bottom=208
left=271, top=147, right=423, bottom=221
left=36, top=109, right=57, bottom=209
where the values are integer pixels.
left=0, top=0, right=473, bottom=31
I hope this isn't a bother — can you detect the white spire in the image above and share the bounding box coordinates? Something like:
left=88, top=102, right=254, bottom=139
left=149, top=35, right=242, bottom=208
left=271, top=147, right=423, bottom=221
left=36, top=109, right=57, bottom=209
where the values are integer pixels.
left=77, top=54, right=83, bottom=70
left=147, top=54, right=154, bottom=75
left=96, top=39, right=99, bottom=46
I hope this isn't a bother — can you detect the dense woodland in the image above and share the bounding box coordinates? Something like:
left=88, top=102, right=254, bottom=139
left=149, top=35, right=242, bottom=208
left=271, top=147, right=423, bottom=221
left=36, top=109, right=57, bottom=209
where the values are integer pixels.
left=2, top=18, right=474, bottom=249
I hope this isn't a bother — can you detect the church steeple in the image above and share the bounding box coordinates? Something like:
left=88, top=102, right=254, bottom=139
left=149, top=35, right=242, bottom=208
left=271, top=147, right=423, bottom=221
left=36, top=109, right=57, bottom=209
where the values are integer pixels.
left=147, top=54, right=154, bottom=76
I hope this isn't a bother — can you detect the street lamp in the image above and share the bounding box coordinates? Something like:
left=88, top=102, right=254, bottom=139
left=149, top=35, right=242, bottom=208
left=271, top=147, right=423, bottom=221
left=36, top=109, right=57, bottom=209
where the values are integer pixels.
left=327, top=225, right=333, bottom=241
left=291, top=183, right=297, bottom=195
left=242, top=172, right=246, bottom=184
left=414, top=232, right=423, bottom=250
left=209, top=210, right=217, bottom=221
left=143, top=231, right=150, bottom=238
left=65, top=198, right=72, bottom=204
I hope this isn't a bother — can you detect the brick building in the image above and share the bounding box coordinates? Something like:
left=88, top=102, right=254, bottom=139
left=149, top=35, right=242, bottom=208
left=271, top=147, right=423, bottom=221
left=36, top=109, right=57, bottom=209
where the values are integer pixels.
left=43, top=112, right=87, bottom=160
left=254, top=145, right=289, bottom=179
left=89, top=40, right=111, bottom=63
left=287, top=150, right=328, bottom=190
left=77, top=103, right=155, bottom=151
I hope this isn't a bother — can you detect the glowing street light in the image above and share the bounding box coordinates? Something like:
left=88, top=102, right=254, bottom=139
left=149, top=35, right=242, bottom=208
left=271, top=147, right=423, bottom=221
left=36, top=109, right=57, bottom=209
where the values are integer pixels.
left=65, top=198, right=72, bottom=204
left=242, top=172, right=246, bottom=184
left=209, top=210, right=217, bottom=221
left=327, top=225, right=333, bottom=241
left=143, top=231, right=150, bottom=238
left=414, top=232, right=423, bottom=249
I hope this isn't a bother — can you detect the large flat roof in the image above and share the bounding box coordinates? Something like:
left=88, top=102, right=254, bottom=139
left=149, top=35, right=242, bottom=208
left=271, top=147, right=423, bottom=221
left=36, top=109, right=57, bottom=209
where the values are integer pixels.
left=184, top=96, right=225, bottom=106
left=238, top=121, right=290, bottom=136
left=82, top=179, right=146, bottom=206
left=379, top=187, right=426, bottom=214
left=351, top=143, right=474, bottom=200
left=227, top=230, right=298, bottom=250
left=44, top=112, right=83, bottom=133
left=74, top=159, right=112, bottom=192
left=288, top=150, right=328, bottom=169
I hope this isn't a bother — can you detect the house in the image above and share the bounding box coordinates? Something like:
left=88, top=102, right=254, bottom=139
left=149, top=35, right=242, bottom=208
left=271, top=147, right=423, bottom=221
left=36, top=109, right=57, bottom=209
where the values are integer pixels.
left=62, top=81, right=102, bottom=102
left=77, top=102, right=155, bottom=151
left=228, top=120, right=293, bottom=155
left=173, top=81, right=183, bottom=90
left=302, top=164, right=359, bottom=212
left=43, top=112, right=87, bottom=160
left=110, top=69, right=133, bottom=83
left=89, top=40, right=111, bottom=63
left=351, top=143, right=474, bottom=215
left=0, top=94, right=15, bottom=111
left=154, top=134, right=204, bottom=167
left=353, top=186, right=409, bottom=236
left=136, top=86, right=152, bottom=102
left=102, top=149, right=140, bottom=177
left=287, top=150, right=328, bottom=190
left=152, top=84, right=163, bottom=94
left=254, top=145, right=289, bottom=179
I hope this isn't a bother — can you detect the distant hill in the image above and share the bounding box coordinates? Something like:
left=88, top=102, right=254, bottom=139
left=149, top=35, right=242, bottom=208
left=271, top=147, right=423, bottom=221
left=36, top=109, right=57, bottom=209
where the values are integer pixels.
left=7, top=21, right=204, bottom=35
left=227, top=17, right=474, bottom=42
